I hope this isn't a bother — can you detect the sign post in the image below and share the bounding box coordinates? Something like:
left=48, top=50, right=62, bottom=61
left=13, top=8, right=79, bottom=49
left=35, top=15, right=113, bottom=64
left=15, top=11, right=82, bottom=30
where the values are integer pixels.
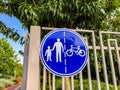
left=26, top=26, right=41, bottom=90
left=40, top=28, right=88, bottom=77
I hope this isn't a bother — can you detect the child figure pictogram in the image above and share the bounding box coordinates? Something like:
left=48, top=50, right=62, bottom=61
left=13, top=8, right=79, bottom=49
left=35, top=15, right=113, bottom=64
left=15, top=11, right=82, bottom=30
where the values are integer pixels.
left=45, top=46, right=52, bottom=61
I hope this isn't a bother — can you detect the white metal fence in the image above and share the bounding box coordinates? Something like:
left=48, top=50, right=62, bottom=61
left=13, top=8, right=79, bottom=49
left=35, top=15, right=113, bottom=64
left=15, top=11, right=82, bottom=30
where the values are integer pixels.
left=22, top=26, right=120, bottom=90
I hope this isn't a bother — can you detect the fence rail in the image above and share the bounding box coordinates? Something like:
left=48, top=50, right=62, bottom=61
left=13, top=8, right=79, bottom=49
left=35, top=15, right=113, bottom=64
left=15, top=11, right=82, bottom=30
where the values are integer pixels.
left=22, top=26, right=120, bottom=90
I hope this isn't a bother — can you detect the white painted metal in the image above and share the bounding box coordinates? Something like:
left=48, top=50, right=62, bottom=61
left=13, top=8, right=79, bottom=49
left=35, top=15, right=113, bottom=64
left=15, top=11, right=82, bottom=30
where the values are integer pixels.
left=84, top=38, right=92, bottom=90
left=71, top=76, right=74, bottom=90
left=114, top=40, right=120, bottom=76
left=52, top=75, right=55, bottom=90
left=92, top=32, right=101, bottom=90
left=21, top=33, right=29, bottom=90
left=26, top=26, right=40, bottom=90
left=99, top=32, right=109, bottom=90
left=22, top=26, right=120, bottom=90
left=79, top=72, right=83, bottom=90
left=43, top=67, right=46, bottom=90
left=107, top=39, right=118, bottom=90
left=62, top=77, right=65, bottom=90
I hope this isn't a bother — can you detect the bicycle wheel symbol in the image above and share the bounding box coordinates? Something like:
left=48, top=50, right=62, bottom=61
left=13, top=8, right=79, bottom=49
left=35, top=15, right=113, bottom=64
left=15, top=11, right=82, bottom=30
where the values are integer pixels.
left=78, top=50, right=85, bottom=57
left=65, top=45, right=86, bottom=57
left=66, top=49, right=74, bottom=57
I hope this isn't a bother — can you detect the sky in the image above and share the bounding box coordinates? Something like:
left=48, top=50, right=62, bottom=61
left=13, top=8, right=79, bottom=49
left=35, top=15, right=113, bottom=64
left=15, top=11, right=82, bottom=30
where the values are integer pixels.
left=0, top=14, right=27, bottom=64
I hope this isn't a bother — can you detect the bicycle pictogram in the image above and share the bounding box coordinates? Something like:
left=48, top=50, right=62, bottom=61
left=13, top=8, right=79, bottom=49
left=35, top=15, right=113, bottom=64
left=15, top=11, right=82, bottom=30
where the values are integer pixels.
left=66, top=45, right=85, bottom=57
left=40, top=28, right=88, bottom=77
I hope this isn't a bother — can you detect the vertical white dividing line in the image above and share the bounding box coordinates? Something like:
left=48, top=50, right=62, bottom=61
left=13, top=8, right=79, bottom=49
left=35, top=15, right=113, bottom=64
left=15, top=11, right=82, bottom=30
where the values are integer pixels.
left=64, top=44, right=66, bottom=57
left=64, top=45, right=66, bottom=50
left=64, top=31, right=66, bottom=44
left=63, top=31, right=67, bottom=74
left=64, top=59, right=66, bottom=65
left=64, top=31, right=65, bottom=37
left=65, top=67, right=67, bottom=73
left=64, top=45, right=66, bottom=58
left=64, top=38, right=66, bottom=44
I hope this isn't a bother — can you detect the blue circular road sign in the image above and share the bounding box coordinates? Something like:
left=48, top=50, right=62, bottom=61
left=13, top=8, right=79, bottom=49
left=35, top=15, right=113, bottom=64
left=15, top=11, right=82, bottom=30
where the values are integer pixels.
left=40, top=28, right=88, bottom=77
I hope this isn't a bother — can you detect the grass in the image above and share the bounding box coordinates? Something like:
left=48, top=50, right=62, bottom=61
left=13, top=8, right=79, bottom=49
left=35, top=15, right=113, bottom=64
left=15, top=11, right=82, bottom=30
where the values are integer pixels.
left=74, top=79, right=120, bottom=90
left=0, top=78, right=15, bottom=89
left=40, top=77, right=120, bottom=90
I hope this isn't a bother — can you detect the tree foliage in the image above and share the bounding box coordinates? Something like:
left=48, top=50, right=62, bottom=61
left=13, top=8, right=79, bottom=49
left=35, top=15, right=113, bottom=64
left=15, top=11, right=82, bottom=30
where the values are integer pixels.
left=0, top=21, right=24, bottom=44
left=0, top=0, right=120, bottom=31
left=0, top=38, right=22, bottom=77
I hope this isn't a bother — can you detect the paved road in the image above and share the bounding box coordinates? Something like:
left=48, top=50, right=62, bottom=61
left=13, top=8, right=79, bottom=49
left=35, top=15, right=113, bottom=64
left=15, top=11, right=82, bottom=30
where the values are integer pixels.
left=6, top=83, right=21, bottom=90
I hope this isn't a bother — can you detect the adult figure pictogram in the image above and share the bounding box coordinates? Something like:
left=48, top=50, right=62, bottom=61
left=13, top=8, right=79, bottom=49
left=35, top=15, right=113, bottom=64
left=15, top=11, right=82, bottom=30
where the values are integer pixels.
left=52, top=38, right=64, bottom=62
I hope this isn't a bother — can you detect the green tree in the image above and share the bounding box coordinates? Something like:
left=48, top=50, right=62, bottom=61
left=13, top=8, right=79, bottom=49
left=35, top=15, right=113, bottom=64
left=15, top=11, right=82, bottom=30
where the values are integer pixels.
left=0, top=21, right=24, bottom=44
left=0, top=0, right=120, bottom=31
left=1, top=0, right=120, bottom=89
left=0, top=38, right=22, bottom=77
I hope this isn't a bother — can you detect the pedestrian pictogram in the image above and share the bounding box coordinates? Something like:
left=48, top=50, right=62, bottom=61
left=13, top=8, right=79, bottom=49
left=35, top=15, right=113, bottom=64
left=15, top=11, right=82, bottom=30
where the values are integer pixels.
left=45, top=46, right=52, bottom=62
left=52, top=38, right=64, bottom=62
left=40, top=28, right=88, bottom=77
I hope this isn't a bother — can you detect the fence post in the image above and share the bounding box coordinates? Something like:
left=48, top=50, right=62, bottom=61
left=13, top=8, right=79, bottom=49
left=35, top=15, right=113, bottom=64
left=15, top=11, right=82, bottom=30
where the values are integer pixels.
left=26, top=26, right=41, bottom=90
left=21, top=33, right=29, bottom=90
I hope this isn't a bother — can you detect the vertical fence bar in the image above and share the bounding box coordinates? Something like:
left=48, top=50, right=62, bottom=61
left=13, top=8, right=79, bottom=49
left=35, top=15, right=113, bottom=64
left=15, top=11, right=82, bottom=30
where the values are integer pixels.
left=92, top=32, right=101, bottom=90
left=79, top=72, right=83, bottom=90
left=65, top=77, right=71, bottom=90
left=52, top=75, right=55, bottom=90
left=43, top=67, right=47, bottom=90
left=87, top=56, right=92, bottom=90
left=71, top=76, right=74, bottom=90
left=39, top=62, right=41, bottom=90
left=21, top=33, right=29, bottom=90
left=39, top=26, right=42, bottom=90
left=99, top=32, right=109, bottom=90
left=107, top=39, right=117, bottom=90
left=62, top=77, right=65, bottom=90
left=114, top=40, right=120, bottom=76
left=84, top=38, right=92, bottom=90
left=26, top=26, right=40, bottom=90
left=48, top=73, right=52, bottom=90
left=87, top=58, right=92, bottom=90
